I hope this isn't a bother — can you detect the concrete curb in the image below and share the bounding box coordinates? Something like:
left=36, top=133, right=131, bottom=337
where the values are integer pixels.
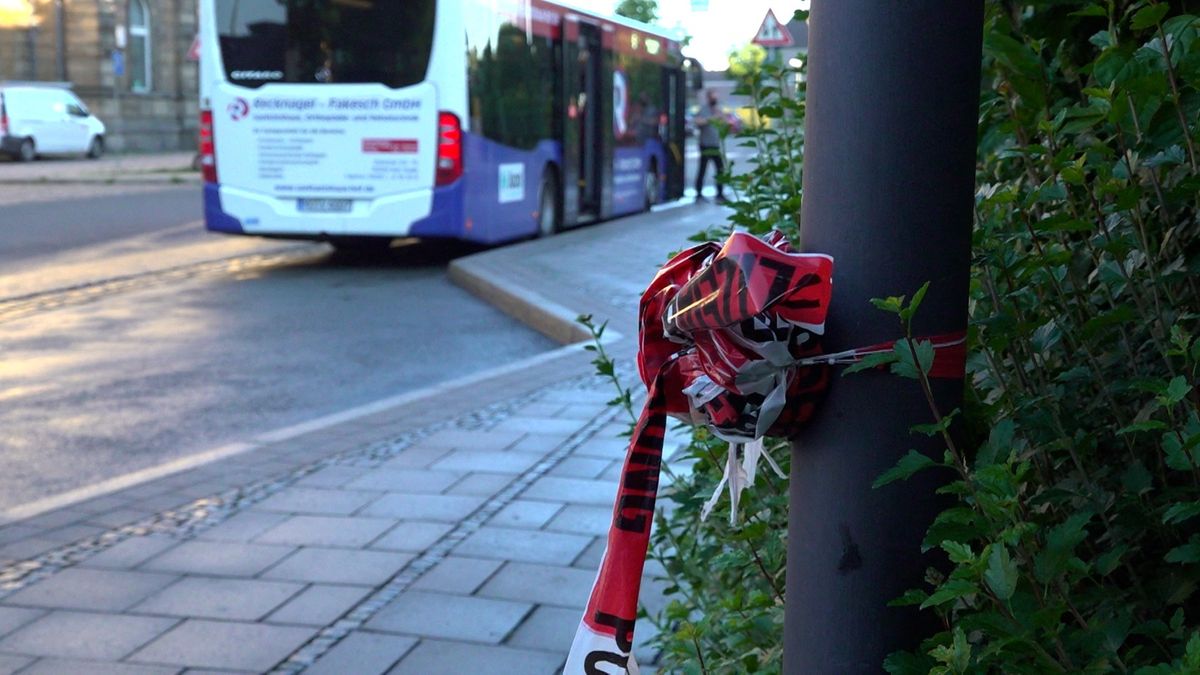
left=448, top=255, right=593, bottom=345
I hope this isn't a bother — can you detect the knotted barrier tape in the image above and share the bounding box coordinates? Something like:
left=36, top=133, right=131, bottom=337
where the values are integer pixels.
left=565, top=231, right=965, bottom=674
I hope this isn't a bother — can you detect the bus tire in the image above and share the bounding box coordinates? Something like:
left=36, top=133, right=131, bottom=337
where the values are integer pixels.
left=537, top=169, right=560, bottom=237
left=644, top=160, right=659, bottom=211
left=17, top=138, right=35, bottom=162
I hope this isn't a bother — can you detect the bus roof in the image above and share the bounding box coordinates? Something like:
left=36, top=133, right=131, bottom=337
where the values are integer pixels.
left=546, top=0, right=683, bottom=44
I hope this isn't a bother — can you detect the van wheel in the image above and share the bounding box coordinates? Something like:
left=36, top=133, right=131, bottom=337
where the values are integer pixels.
left=86, top=136, right=104, bottom=159
left=537, top=170, right=560, bottom=237
left=17, top=138, right=35, bottom=162
left=644, top=162, right=659, bottom=211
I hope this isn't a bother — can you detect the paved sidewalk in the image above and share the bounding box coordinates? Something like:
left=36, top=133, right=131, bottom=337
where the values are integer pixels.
left=0, top=152, right=197, bottom=184
left=0, top=200, right=729, bottom=673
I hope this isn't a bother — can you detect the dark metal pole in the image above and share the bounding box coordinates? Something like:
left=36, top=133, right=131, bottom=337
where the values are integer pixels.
left=785, top=1, right=983, bottom=672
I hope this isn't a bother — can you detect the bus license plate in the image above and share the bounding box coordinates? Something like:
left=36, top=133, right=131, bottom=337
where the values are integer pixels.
left=298, top=198, right=352, bottom=213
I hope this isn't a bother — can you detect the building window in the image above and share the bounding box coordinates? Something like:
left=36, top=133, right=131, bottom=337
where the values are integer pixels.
left=128, top=0, right=151, bottom=92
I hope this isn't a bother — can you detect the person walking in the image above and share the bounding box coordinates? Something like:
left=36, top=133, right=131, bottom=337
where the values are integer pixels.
left=693, top=89, right=727, bottom=203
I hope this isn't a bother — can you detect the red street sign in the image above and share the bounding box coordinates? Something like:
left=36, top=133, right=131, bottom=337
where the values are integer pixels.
left=187, top=35, right=200, bottom=61
left=752, top=9, right=794, bottom=48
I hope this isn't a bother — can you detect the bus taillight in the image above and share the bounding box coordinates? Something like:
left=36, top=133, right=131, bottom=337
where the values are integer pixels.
left=198, top=108, right=217, bottom=184
left=436, top=111, right=462, bottom=186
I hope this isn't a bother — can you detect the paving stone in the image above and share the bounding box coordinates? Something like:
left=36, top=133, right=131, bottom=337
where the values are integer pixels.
left=142, top=540, right=296, bottom=577
left=573, top=537, right=606, bottom=569
left=455, top=527, right=592, bottom=565
left=558, top=403, right=607, bottom=420
left=265, top=584, right=372, bottom=626
left=0, top=611, right=178, bottom=660
left=68, top=495, right=130, bottom=514
left=0, top=607, right=43, bottom=638
left=343, top=469, right=462, bottom=494
left=256, top=515, right=395, bottom=548
left=360, top=494, right=485, bottom=522
left=132, top=577, right=304, bottom=620
left=195, top=511, right=291, bottom=542
left=262, top=548, right=413, bottom=585
left=0, top=525, right=40, bottom=546
left=545, top=504, right=614, bottom=536
left=82, top=508, right=152, bottom=529
left=254, top=487, right=381, bottom=516
left=377, top=446, right=451, bottom=470
left=548, top=456, right=612, bottom=479
left=4, top=568, right=177, bottom=611
left=370, top=521, right=453, bottom=553
left=0, top=654, right=31, bottom=675
left=479, top=562, right=595, bottom=607
left=522, top=476, right=615, bottom=505
left=17, top=509, right=87, bottom=531
left=41, top=524, right=108, bottom=544
left=306, top=631, right=417, bottom=675
left=494, top=416, right=587, bottom=435
left=16, top=658, right=180, bottom=674
left=515, top=402, right=566, bottom=417
left=367, top=591, right=530, bottom=643
left=571, top=437, right=629, bottom=460
left=293, top=465, right=368, bottom=488
left=508, top=434, right=571, bottom=454
left=445, top=472, right=518, bottom=497
left=411, top=556, right=503, bottom=594
left=80, top=536, right=176, bottom=569
left=0, top=539, right=61, bottom=561
left=488, top=500, right=563, bottom=529
left=129, top=619, right=315, bottom=671
left=387, top=639, right=563, bottom=674
left=421, top=428, right=524, bottom=451
left=507, top=605, right=581, bottom=652
left=431, top=450, right=541, bottom=474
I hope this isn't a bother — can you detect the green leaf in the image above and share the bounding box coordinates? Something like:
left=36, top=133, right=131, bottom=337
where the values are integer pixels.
left=1165, top=376, right=1194, bottom=405
left=977, top=419, right=1014, bottom=468
left=891, top=339, right=935, bottom=379
left=941, top=540, right=975, bottom=564
left=873, top=450, right=939, bottom=488
left=871, top=295, right=905, bottom=314
left=1118, top=420, right=1169, bottom=434
left=1035, top=512, right=1092, bottom=582
left=1096, top=544, right=1129, bottom=576
left=920, top=579, right=979, bottom=609
left=1166, top=535, right=1200, bottom=564
left=985, top=545, right=1019, bottom=600
left=1071, top=4, right=1108, bottom=18
left=1131, top=4, right=1170, bottom=31
left=1164, top=501, right=1200, bottom=525
left=842, top=350, right=899, bottom=375
left=1122, top=461, right=1154, bottom=495
left=888, top=588, right=929, bottom=607
left=899, top=282, right=930, bottom=322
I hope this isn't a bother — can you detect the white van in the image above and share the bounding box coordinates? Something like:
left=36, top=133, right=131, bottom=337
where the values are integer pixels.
left=0, top=83, right=107, bottom=161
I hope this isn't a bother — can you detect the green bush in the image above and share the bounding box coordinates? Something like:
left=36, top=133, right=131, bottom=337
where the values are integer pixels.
left=624, top=1, right=1200, bottom=673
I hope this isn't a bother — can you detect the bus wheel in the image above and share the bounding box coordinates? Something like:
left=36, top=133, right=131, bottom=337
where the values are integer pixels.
left=17, top=138, right=35, bottom=162
left=537, top=171, right=560, bottom=237
left=644, top=163, right=659, bottom=210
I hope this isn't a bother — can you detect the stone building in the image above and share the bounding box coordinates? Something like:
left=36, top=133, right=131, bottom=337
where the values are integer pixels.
left=0, top=0, right=198, bottom=151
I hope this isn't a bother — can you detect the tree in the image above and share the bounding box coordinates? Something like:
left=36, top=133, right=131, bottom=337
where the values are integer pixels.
left=614, top=0, right=656, bottom=24
left=727, top=43, right=766, bottom=81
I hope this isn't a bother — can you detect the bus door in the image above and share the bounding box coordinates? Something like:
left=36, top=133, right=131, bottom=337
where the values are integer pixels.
left=561, top=18, right=603, bottom=224
left=663, top=67, right=686, bottom=200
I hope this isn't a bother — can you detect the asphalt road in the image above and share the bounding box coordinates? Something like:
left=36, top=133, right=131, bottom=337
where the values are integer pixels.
left=0, top=189, right=557, bottom=511
left=0, top=186, right=202, bottom=266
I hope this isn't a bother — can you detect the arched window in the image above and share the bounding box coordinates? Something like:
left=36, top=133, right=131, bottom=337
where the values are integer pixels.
left=128, top=0, right=151, bottom=92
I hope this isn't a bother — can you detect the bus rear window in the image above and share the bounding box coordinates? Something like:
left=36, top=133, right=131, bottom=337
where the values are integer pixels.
left=215, top=0, right=434, bottom=88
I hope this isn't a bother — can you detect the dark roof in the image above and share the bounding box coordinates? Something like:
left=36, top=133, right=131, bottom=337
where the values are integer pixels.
left=786, top=19, right=808, bottom=50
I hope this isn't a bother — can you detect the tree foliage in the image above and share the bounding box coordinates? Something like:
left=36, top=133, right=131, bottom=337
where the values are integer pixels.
left=615, top=0, right=657, bottom=24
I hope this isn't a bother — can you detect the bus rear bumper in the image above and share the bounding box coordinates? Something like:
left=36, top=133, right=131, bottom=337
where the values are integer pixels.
left=203, top=182, right=465, bottom=239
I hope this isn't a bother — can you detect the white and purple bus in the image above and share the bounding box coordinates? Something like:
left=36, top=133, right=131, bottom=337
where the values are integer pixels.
left=197, top=0, right=688, bottom=249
